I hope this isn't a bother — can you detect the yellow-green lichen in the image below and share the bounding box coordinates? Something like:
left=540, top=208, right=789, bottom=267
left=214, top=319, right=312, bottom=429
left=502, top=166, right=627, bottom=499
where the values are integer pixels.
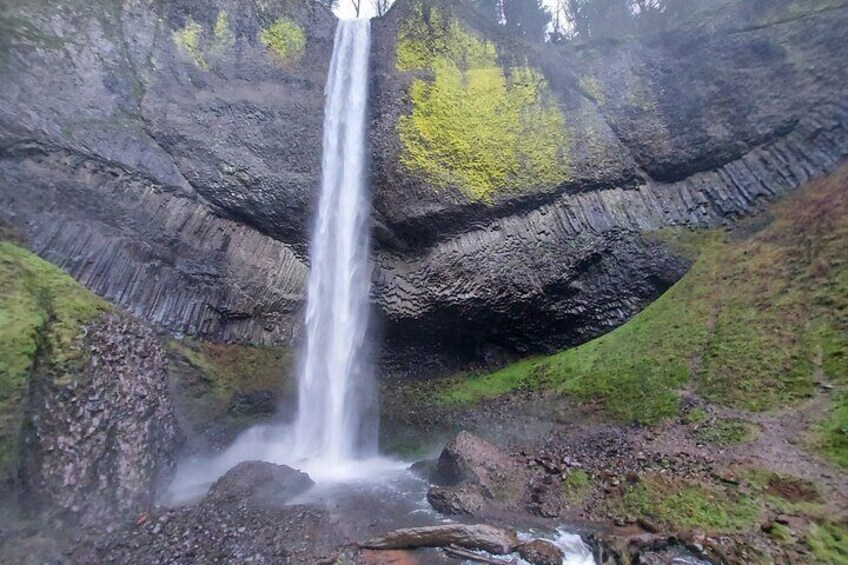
left=395, top=5, right=571, bottom=202
left=259, top=18, right=306, bottom=64
left=213, top=11, right=235, bottom=51
left=172, top=12, right=236, bottom=69
left=173, top=19, right=207, bottom=68
left=395, top=5, right=495, bottom=72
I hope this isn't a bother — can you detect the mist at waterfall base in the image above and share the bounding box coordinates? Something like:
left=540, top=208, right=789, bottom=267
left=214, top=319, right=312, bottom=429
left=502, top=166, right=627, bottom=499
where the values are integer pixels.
left=166, top=19, right=401, bottom=502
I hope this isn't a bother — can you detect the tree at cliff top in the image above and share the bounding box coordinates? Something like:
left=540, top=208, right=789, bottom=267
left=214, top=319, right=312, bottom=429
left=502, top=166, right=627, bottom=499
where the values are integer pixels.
left=471, top=0, right=551, bottom=42
left=551, top=0, right=706, bottom=41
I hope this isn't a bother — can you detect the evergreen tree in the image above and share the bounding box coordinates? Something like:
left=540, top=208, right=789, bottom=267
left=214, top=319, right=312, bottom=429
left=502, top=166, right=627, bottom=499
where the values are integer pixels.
left=470, top=0, right=503, bottom=24
left=502, top=0, right=550, bottom=42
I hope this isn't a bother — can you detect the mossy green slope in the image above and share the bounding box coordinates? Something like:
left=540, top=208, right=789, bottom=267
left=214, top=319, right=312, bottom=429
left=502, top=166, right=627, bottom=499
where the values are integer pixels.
left=0, top=240, right=109, bottom=480
left=168, top=338, right=294, bottom=403
left=433, top=165, right=848, bottom=426
left=396, top=4, right=570, bottom=202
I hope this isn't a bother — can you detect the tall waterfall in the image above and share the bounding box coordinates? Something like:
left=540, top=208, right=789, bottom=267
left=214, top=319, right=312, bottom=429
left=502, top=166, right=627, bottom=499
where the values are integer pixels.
left=292, top=19, right=375, bottom=464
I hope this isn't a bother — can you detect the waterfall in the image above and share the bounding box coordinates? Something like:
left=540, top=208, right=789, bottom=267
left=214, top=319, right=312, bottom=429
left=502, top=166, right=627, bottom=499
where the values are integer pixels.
left=292, top=19, right=375, bottom=465
left=164, top=19, right=387, bottom=501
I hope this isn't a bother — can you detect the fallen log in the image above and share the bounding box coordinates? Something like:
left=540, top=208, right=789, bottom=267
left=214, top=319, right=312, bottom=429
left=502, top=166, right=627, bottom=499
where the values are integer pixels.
left=444, top=545, right=517, bottom=564
left=359, top=524, right=519, bottom=555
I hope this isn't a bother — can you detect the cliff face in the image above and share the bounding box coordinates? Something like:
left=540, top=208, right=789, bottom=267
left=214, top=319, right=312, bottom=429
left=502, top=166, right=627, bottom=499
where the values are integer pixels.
left=0, top=0, right=334, bottom=343
left=1, top=0, right=847, bottom=375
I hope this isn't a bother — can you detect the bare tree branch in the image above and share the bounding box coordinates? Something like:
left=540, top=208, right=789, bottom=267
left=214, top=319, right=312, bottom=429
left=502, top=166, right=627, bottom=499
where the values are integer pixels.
left=373, top=0, right=393, bottom=17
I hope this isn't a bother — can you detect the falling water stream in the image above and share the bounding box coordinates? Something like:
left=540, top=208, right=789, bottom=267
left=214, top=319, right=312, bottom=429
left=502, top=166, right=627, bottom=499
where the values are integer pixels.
left=293, top=18, right=376, bottom=464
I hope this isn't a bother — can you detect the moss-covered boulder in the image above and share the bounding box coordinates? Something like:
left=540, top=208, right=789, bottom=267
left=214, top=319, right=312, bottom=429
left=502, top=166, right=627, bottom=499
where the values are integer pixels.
left=0, top=239, right=109, bottom=483
left=0, top=240, right=180, bottom=524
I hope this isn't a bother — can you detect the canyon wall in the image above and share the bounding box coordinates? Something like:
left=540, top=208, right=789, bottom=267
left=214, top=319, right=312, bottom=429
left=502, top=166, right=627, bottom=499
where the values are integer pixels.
left=1, top=0, right=847, bottom=375
left=369, top=0, right=848, bottom=375
left=0, top=0, right=333, bottom=343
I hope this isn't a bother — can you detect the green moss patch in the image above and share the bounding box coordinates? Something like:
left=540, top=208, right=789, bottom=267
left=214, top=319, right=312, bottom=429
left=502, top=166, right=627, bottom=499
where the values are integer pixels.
left=609, top=474, right=760, bottom=533
left=259, top=18, right=306, bottom=64
left=168, top=338, right=294, bottom=399
left=0, top=240, right=108, bottom=479
left=815, top=390, right=848, bottom=469
left=696, top=419, right=758, bottom=445
left=214, top=11, right=235, bottom=50
left=805, top=520, right=848, bottom=564
left=430, top=165, right=848, bottom=424
left=172, top=11, right=239, bottom=69
left=167, top=338, right=295, bottom=435
left=560, top=469, right=592, bottom=505
left=173, top=19, right=207, bottom=68
left=396, top=5, right=570, bottom=202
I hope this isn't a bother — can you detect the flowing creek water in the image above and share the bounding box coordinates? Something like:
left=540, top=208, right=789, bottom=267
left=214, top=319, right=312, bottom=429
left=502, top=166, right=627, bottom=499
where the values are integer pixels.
left=164, top=18, right=595, bottom=564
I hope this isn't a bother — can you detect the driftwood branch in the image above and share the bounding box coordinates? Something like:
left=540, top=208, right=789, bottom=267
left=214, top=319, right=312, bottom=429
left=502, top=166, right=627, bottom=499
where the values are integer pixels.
left=359, top=524, right=519, bottom=555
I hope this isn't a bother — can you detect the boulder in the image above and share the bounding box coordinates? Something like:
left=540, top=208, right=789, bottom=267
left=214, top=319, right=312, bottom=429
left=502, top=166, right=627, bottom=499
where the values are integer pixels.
left=360, top=524, right=519, bottom=555
left=22, top=315, right=181, bottom=525
left=408, top=458, right=438, bottom=482
left=517, top=539, right=565, bottom=565
left=434, top=431, right=525, bottom=498
left=205, top=461, right=314, bottom=507
left=426, top=431, right=526, bottom=516
left=426, top=484, right=485, bottom=516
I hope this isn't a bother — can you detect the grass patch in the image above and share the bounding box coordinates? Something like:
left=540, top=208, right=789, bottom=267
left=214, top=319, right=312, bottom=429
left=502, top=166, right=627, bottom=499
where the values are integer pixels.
left=560, top=469, right=592, bottom=505
left=696, top=419, right=758, bottom=445
left=805, top=520, right=848, bottom=564
left=430, top=165, right=848, bottom=424
left=610, top=474, right=760, bottom=533
left=683, top=407, right=708, bottom=424
left=766, top=522, right=795, bottom=544
left=814, top=390, right=848, bottom=470
left=744, top=469, right=825, bottom=515
left=0, top=240, right=108, bottom=479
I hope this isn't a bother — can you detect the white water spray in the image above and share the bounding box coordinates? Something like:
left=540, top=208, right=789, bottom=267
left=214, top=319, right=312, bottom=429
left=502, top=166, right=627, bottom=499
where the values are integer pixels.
left=292, top=18, right=376, bottom=464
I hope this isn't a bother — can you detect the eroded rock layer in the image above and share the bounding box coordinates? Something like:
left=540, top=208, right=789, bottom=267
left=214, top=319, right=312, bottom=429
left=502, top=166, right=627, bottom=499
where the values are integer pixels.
left=1, top=0, right=847, bottom=374
left=368, top=0, right=848, bottom=375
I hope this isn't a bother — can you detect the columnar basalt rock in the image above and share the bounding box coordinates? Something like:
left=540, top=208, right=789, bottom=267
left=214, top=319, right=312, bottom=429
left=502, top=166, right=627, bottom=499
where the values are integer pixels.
left=1, top=0, right=847, bottom=377
left=0, top=0, right=333, bottom=344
